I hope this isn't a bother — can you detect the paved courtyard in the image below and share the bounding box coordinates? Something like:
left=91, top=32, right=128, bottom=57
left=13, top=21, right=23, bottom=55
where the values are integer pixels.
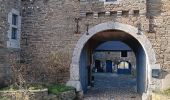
left=83, top=73, right=142, bottom=100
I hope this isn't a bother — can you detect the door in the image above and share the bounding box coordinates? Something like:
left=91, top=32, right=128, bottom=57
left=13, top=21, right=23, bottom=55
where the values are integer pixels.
left=106, top=60, right=112, bottom=73
left=95, top=60, right=103, bottom=72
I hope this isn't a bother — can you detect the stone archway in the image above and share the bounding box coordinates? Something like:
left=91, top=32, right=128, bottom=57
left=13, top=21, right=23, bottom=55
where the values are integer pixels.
left=67, top=22, right=157, bottom=96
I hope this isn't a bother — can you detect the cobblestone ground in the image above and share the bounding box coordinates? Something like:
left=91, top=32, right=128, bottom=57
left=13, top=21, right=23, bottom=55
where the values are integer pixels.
left=83, top=73, right=142, bottom=100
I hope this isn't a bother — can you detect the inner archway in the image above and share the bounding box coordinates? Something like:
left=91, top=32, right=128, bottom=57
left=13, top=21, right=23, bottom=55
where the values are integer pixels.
left=67, top=22, right=157, bottom=98
left=80, top=30, right=146, bottom=94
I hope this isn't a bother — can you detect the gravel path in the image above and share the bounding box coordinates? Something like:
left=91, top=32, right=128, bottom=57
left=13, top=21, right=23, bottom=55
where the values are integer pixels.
left=83, top=73, right=142, bottom=100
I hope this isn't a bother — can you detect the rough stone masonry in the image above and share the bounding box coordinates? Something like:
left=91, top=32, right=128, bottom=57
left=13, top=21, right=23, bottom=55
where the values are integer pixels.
left=0, top=0, right=170, bottom=96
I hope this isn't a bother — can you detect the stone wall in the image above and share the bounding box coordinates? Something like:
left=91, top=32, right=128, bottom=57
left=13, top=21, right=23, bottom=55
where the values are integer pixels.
left=20, top=0, right=170, bottom=90
left=21, top=0, right=80, bottom=84
left=20, top=0, right=147, bottom=83
left=0, top=0, right=21, bottom=86
left=147, top=0, right=170, bottom=89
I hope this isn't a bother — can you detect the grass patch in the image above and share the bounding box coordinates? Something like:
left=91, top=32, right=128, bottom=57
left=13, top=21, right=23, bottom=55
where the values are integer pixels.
left=48, top=84, right=75, bottom=95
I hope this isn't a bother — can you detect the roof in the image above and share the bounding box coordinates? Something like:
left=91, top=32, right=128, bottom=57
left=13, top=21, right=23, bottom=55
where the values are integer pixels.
left=95, top=41, right=132, bottom=51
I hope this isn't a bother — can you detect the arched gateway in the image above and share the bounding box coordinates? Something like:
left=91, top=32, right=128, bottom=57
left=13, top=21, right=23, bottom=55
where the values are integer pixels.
left=67, top=22, right=157, bottom=97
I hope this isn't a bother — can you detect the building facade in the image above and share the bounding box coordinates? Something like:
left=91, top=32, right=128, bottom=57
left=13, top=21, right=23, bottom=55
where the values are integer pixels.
left=94, top=51, right=136, bottom=74
left=0, top=0, right=170, bottom=98
left=93, top=41, right=136, bottom=74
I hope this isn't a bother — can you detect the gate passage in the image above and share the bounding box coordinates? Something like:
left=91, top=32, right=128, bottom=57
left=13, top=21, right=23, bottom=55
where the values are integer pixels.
left=117, top=61, right=131, bottom=74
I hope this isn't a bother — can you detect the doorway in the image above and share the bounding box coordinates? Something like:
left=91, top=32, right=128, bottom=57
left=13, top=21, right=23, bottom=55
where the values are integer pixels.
left=106, top=60, right=112, bottom=73
left=117, top=61, right=131, bottom=74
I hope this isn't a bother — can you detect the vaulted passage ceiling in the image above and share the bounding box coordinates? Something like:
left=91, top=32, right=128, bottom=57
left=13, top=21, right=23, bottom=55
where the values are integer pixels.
left=87, top=29, right=142, bottom=55
left=82, top=29, right=146, bottom=94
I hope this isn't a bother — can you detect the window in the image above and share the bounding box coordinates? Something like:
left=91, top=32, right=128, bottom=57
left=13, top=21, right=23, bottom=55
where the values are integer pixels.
left=104, top=0, right=119, bottom=4
left=7, top=9, right=21, bottom=48
left=121, top=51, right=127, bottom=57
left=11, top=28, right=17, bottom=39
left=12, top=14, right=18, bottom=25
left=11, top=13, right=18, bottom=40
left=122, top=11, right=129, bottom=17
left=106, top=0, right=117, bottom=2
left=134, top=10, right=139, bottom=16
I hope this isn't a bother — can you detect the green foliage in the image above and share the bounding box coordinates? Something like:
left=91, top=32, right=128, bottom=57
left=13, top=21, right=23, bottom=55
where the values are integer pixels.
left=48, top=84, right=75, bottom=95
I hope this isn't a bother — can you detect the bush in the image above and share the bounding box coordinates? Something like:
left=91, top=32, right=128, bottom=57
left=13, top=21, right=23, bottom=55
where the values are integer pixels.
left=47, top=50, right=71, bottom=74
left=48, top=84, right=75, bottom=95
